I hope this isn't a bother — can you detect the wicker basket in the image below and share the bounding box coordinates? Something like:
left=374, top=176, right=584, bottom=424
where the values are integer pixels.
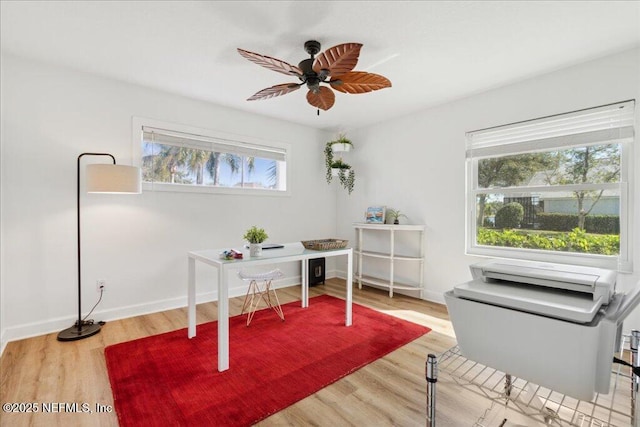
left=301, top=239, right=349, bottom=250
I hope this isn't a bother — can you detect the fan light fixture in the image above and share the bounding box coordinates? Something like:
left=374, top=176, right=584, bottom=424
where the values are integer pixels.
left=238, top=40, right=392, bottom=112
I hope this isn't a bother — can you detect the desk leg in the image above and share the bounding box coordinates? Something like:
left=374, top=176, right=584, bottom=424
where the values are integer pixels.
left=346, top=250, right=353, bottom=326
left=188, top=257, right=196, bottom=338
left=301, top=259, right=309, bottom=308
left=218, top=267, right=229, bottom=372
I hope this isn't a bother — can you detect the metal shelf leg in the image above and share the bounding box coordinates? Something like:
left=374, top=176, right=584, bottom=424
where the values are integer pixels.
left=426, top=353, right=437, bottom=427
left=632, top=329, right=639, bottom=426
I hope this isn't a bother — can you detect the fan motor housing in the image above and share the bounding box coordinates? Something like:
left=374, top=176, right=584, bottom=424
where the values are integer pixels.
left=304, top=40, right=321, bottom=56
left=298, top=58, right=314, bottom=75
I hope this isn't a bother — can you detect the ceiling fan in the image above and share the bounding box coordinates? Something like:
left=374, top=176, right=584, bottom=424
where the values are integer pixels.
left=237, top=40, right=392, bottom=112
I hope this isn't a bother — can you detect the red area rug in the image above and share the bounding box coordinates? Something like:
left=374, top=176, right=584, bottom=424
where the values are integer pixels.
left=105, top=295, right=430, bottom=426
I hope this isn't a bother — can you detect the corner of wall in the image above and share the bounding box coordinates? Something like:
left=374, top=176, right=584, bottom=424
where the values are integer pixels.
left=0, top=329, right=7, bottom=358
left=0, top=55, right=5, bottom=359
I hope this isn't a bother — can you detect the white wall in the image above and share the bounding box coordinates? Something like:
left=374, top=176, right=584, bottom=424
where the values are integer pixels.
left=338, top=48, right=640, bottom=333
left=2, top=48, right=640, bottom=354
left=0, top=54, right=336, bottom=350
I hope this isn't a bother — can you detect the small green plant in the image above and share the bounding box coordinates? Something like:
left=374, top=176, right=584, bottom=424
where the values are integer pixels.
left=331, top=159, right=351, bottom=169
left=386, top=209, right=407, bottom=224
left=243, top=226, right=268, bottom=244
left=329, top=134, right=353, bottom=149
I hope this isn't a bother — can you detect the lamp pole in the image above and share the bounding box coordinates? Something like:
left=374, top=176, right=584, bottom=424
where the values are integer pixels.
left=58, top=153, right=117, bottom=341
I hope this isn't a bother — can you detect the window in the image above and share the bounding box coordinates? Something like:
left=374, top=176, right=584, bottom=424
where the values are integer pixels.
left=466, top=100, right=635, bottom=271
left=133, top=118, right=289, bottom=195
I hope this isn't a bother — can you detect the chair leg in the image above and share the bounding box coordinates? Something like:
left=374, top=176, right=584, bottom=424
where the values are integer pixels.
left=242, top=279, right=285, bottom=326
left=263, top=280, right=285, bottom=321
left=240, top=280, right=257, bottom=315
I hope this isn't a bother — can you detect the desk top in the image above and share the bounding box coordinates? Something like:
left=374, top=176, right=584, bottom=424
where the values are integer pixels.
left=189, top=242, right=352, bottom=267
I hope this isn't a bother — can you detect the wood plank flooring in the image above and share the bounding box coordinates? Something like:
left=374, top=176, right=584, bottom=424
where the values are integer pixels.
left=0, top=279, right=622, bottom=426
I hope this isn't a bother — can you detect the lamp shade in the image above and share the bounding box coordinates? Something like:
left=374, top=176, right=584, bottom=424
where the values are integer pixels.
left=86, top=164, right=141, bottom=194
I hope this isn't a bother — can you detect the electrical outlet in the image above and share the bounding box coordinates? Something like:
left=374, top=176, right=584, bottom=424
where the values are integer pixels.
left=96, top=279, right=106, bottom=292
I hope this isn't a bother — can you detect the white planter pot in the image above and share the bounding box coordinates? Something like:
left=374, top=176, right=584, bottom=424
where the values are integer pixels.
left=249, top=243, right=263, bottom=257
left=331, top=143, right=352, bottom=153
left=331, top=168, right=349, bottom=177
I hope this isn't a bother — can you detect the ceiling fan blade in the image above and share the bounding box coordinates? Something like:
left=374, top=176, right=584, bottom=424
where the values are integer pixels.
left=312, top=43, right=362, bottom=77
left=247, top=83, right=301, bottom=101
left=329, top=71, right=392, bottom=94
left=237, top=48, right=303, bottom=77
left=306, top=86, right=335, bottom=110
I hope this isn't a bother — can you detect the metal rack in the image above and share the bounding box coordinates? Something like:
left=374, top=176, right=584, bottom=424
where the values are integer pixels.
left=426, top=331, right=639, bottom=426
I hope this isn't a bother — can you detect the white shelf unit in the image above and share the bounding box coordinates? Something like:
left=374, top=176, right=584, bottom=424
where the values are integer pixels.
left=353, top=222, right=425, bottom=297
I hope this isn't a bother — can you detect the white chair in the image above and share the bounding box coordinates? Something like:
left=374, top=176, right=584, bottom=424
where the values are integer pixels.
left=238, top=268, right=285, bottom=326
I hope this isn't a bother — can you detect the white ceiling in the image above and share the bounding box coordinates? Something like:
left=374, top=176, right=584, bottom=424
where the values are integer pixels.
left=2, top=1, right=639, bottom=132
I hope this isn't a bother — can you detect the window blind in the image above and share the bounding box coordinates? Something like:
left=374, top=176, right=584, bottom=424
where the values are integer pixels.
left=466, top=100, right=635, bottom=158
left=142, top=126, right=287, bottom=162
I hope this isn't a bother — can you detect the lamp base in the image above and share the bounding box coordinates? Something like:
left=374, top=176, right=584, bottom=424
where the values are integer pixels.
left=57, top=322, right=101, bottom=341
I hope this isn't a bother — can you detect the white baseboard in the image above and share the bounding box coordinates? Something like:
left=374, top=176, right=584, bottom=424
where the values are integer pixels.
left=0, top=329, right=7, bottom=358
left=0, top=273, right=307, bottom=357
left=422, top=289, right=446, bottom=305
left=3, top=271, right=637, bottom=362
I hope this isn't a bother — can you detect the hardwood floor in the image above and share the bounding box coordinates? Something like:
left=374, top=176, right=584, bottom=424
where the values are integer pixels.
left=0, top=279, right=629, bottom=426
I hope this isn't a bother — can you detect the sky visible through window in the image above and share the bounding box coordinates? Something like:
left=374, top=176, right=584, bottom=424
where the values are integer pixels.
left=142, top=142, right=278, bottom=189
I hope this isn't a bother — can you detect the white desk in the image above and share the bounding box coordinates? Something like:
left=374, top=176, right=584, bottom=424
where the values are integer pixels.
left=187, top=242, right=353, bottom=372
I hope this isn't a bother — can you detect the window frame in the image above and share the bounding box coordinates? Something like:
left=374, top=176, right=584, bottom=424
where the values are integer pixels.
left=465, top=101, right=634, bottom=272
left=132, top=117, right=291, bottom=197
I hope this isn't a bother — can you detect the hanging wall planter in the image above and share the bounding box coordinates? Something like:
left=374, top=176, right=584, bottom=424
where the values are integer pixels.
left=325, top=138, right=355, bottom=195
left=331, top=159, right=351, bottom=177
left=329, top=134, right=353, bottom=153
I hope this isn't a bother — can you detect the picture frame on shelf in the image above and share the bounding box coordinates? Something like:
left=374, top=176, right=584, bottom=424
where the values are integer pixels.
left=365, top=206, right=386, bottom=224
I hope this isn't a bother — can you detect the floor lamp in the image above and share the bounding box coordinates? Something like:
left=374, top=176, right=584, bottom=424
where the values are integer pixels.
left=57, top=153, right=141, bottom=342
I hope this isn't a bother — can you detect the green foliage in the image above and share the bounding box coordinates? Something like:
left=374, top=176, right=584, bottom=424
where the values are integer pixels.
left=324, top=143, right=335, bottom=184
left=584, top=215, right=620, bottom=234
left=478, top=153, right=555, bottom=188
left=243, top=226, right=268, bottom=244
left=328, top=134, right=353, bottom=147
left=331, top=159, right=351, bottom=169
left=477, top=227, right=619, bottom=255
left=536, top=213, right=579, bottom=232
left=142, top=143, right=249, bottom=186
left=483, top=217, right=495, bottom=227
left=495, top=202, right=524, bottom=229
left=386, top=209, right=407, bottom=222
left=537, top=213, right=619, bottom=234
left=324, top=141, right=355, bottom=194
left=338, top=168, right=355, bottom=195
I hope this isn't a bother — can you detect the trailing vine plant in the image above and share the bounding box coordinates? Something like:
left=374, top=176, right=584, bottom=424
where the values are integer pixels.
left=324, top=142, right=335, bottom=184
left=338, top=168, right=355, bottom=195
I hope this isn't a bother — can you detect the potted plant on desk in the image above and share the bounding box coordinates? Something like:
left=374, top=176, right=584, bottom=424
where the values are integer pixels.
left=243, top=226, right=268, bottom=257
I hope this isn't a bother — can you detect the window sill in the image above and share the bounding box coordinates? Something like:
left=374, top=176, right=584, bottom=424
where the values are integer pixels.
left=466, top=245, right=632, bottom=273
left=142, top=182, right=290, bottom=197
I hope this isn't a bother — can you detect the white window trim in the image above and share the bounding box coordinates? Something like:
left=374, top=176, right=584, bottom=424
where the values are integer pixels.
left=132, top=117, right=291, bottom=197
left=465, top=101, right=635, bottom=272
